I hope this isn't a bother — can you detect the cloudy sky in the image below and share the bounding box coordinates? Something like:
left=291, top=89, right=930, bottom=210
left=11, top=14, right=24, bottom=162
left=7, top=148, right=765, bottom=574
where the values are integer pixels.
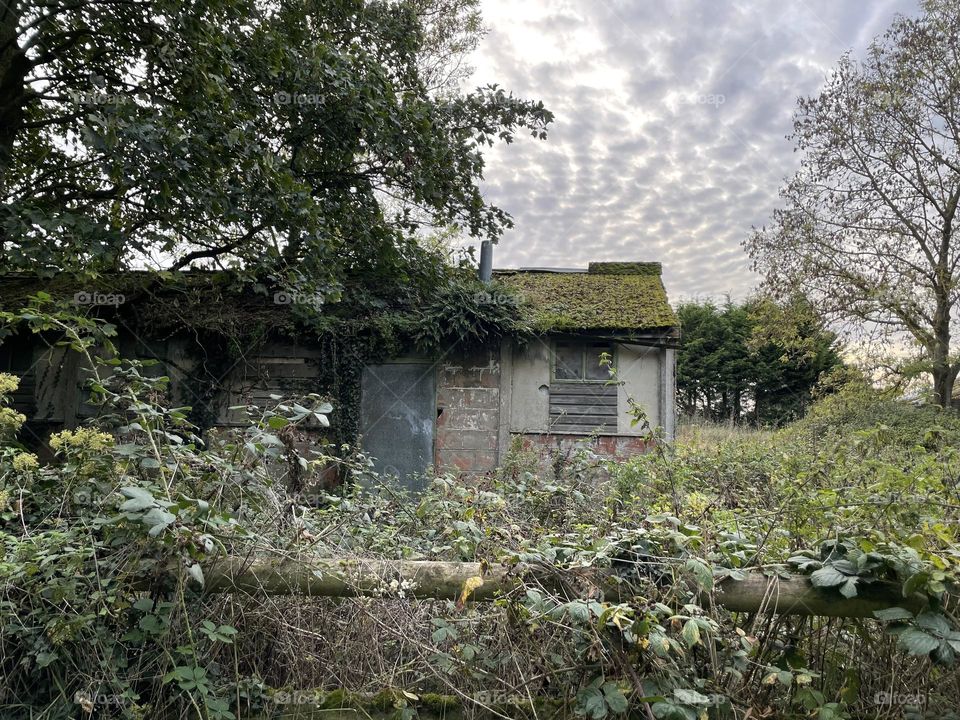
left=469, top=0, right=921, bottom=301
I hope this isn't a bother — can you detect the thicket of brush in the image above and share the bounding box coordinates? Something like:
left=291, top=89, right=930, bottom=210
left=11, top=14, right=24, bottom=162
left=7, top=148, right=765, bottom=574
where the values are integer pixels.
left=1, top=308, right=959, bottom=719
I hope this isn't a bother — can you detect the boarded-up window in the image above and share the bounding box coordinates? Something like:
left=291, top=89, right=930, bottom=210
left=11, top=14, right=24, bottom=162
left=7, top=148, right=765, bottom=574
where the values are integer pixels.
left=221, top=353, right=325, bottom=426
left=549, top=342, right=616, bottom=432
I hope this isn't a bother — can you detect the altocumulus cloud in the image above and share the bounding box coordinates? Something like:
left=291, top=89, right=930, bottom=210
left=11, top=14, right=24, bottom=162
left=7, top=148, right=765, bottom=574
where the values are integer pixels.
left=468, top=0, right=920, bottom=300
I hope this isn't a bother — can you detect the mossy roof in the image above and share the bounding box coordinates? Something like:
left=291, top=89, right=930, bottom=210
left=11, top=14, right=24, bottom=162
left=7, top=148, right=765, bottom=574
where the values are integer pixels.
left=497, top=266, right=678, bottom=333
left=0, top=263, right=678, bottom=339
left=0, top=271, right=299, bottom=338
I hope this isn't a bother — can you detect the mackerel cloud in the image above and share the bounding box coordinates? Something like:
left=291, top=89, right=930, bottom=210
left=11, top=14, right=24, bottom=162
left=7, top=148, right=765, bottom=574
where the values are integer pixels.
left=470, top=0, right=920, bottom=300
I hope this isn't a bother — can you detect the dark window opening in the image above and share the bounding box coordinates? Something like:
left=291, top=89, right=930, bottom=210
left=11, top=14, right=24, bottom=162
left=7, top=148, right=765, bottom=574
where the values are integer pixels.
left=552, top=342, right=614, bottom=383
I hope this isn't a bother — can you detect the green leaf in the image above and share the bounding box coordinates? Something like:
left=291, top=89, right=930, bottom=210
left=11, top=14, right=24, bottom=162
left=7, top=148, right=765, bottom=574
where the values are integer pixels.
left=933, top=641, right=955, bottom=665
left=602, top=683, right=629, bottom=714
left=120, top=486, right=154, bottom=502
left=873, top=607, right=914, bottom=621
left=898, top=628, right=939, bottom=656
left=810, top=566, right=847, bottom=588
left=915, top=611, right=951, bottom=636
left=838, top=577, right=858, bottom=598
left=788, top=555, right=822, bottom=571
left=577, top=687, right=608, bottom=719
left=35, top=651, right=58, bottom=668
left=652, top=702, right=698, bottom=720
left=139, top=614, right=164, bottom=634
left=142, top=507, right=176, bottom=535
left=681, top=619, right=701, bottom=647
left=566, top=601, right=590, bottom=623
left=903, top=571, right=929, bottom=597
left=684, top=558, right=713, bottom=590
left=120, top=496, right=155, bottom=512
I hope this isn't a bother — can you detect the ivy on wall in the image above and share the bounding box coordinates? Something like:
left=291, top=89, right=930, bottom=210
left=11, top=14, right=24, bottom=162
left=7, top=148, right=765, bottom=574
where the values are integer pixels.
left=0, top=252, right=531, bottom=450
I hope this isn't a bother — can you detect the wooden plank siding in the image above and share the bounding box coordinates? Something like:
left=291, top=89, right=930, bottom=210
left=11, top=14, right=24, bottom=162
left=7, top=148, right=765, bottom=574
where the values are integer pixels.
left=548, top=383, right=617, bottom=433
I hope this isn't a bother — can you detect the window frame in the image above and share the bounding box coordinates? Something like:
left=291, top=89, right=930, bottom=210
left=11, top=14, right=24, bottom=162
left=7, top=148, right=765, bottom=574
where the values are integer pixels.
left=550, top=340, right=616, bottom=384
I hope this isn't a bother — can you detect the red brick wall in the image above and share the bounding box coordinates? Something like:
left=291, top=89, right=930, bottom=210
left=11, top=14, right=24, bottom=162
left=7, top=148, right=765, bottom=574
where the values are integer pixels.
left=434, top=349, right=501, bottom=474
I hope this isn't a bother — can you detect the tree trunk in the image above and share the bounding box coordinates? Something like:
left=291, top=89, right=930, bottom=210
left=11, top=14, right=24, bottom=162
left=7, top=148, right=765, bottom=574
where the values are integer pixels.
left=933, top=363, right=960, bottom=409
left=931, top=307, right=956, bottom=409
left=0, top=2, right=27, bottom=175
left=197, top=557, right=934, bottom=619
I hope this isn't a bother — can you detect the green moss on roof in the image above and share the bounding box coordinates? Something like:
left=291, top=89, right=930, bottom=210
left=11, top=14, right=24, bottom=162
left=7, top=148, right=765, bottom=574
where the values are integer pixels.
left=499, top=270, right=678, bottom=332
left=588, top=261, right=662, bottom=276
left=0, top=271, right=296, bottom=338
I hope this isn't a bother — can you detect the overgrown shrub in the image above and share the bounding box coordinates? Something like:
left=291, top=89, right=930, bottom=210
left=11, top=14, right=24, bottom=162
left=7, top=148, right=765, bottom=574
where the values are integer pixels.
left=2, top=306, right=959, bottom=720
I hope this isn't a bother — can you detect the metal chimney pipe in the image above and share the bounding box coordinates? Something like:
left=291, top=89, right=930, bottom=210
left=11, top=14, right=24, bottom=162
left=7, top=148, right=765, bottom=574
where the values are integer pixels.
left=479, top=240, right=493, bottom=283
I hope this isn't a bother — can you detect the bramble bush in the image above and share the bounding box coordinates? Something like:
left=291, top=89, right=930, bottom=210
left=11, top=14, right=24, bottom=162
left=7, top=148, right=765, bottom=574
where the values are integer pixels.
left=0, top=306, right=958, bottom=719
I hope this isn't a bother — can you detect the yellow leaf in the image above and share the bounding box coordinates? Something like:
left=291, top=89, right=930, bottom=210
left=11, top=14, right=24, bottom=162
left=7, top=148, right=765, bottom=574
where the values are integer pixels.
left=457, top=575, right=484, bottom=608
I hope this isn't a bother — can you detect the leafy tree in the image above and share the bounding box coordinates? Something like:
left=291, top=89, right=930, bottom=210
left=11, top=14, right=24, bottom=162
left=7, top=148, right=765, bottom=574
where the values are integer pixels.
left=676, top=298, right=842, bottom=426
left=749, top=298, right=846, bottom=424
left=745, top=0, right=960, bottom=407
left=0, top=0, right=551, bottom=285
left=676, top=301, right=751, bottom=422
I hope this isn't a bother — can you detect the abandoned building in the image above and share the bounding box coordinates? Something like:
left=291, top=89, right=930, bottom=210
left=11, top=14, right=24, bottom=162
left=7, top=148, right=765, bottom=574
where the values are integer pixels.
left=0, top=260, right=678, bottom=487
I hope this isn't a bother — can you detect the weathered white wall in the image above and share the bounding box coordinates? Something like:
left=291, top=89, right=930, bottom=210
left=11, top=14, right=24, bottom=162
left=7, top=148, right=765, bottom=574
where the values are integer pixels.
left=504, top=339, right=669, bottom=437
left=506, top=339, right=550, bottom=432
left=662, top=348, right=676, bottom=441
left=614, top=344, right=662, bottom=433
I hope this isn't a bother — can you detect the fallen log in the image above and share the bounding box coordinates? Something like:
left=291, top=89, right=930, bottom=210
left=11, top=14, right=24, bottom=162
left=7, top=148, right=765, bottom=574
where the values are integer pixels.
left=199, top=556, right=932, bottom=618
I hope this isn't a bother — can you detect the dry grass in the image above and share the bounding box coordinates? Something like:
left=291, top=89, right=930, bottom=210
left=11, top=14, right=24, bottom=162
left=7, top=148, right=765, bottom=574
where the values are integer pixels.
left=675, top=419, right=774, bottom=449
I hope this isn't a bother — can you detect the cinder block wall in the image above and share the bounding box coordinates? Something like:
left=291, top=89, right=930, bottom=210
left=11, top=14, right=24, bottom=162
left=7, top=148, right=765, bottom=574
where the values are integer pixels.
left=435, top=349, right=501, bottom=474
